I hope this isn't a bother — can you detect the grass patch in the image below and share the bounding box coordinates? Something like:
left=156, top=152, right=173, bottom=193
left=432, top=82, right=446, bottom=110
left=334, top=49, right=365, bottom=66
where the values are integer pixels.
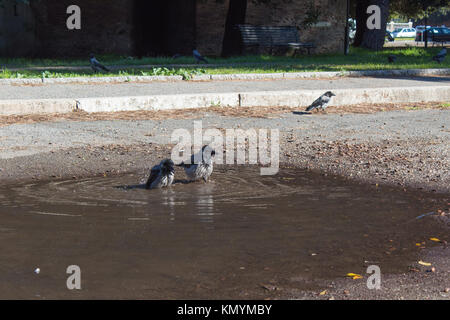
left=0, top=47, right=448, bottom=79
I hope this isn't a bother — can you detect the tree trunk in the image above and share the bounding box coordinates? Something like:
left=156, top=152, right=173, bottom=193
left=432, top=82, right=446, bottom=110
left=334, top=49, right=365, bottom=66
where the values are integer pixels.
left=221, top=0, right=247, bottom=57
left=353, top=0, right=368, bottom=47
left=353, top=0, right=389, bottom=50
left=361, top=0, right=389, bottom=50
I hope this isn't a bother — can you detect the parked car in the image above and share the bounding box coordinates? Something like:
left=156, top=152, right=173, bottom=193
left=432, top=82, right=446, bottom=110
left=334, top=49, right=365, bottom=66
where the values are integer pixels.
left=415, top=25, right=431, bottom=32
left=416, top=27, right=450, bottom=42
left=391, top=27, right=416, bottom=38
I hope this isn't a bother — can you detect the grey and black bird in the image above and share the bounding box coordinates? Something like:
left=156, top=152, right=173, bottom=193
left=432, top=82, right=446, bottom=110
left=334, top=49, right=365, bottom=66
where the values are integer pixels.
left=146, top=159, right=175, bottom=189
left=89, top=54, right=110, bottom=72
left=193, top=49, right=208, bottom=64
left=305, top=91, right=336, bottom=112
left=177, top=145, right=215, bottom=182
left=388, top=54, right=397, bottom=63
left=432, top=48, right=447, bottom=64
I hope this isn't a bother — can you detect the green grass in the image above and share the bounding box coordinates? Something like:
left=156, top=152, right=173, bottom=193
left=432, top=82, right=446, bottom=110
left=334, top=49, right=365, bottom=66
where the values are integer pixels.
left=0, top=47, right=448, bottom=79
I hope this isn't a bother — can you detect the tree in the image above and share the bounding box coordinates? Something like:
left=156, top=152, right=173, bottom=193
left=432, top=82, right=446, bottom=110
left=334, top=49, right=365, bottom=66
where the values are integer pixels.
left=353, top=0, right=390, bottom=50
left=390, top=0, right=449, bottom=18
left=353, top=0, right=449, bottom=50
left=221, top=0, right=248, bottom=57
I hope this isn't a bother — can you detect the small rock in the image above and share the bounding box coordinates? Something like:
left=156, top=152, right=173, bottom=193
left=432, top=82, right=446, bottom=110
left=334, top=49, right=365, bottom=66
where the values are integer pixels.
left=34, top=268, right=40, bottom=274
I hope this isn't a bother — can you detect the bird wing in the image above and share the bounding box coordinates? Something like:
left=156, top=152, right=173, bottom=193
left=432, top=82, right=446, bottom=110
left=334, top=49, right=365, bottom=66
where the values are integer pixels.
left=305, top=96, right=323, bottom=111
left=91, top=58, right=109, bottom=71
left=146, top=165, right=160, bottom=189
left=437, top=49, right=447, bottom=57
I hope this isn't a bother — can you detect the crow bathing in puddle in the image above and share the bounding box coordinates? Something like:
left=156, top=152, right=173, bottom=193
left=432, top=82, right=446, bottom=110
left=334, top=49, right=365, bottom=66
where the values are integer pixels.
left=146, top=159, right=175, bottom=189
left=178, top=145, right=215, bottom=182
left=305, top=91, right=336, bottom=113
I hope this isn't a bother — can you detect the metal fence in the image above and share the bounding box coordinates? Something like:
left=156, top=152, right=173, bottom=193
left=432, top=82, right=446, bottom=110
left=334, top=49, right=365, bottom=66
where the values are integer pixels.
left=386, top=21, right=413, bottom=32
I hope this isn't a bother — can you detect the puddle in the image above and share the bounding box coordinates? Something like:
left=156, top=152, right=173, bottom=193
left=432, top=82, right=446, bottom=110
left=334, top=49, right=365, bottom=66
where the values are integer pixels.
left=0, top=167, right=447, bottom=299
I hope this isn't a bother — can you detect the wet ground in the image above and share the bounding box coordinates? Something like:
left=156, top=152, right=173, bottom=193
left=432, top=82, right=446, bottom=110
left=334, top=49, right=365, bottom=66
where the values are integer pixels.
left=0, top=167, right=447, bottom=299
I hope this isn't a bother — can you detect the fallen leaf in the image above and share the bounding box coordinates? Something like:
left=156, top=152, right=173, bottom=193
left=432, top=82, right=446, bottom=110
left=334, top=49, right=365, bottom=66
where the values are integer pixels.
left=429, top=237, right=441, bottom=242
left=415, top=243, right=421, bottom=246
left=346, top=273, right=363, bottom=279
left=418, top=261, right=432, bottom=266
left=319, top=290, right=327, bottom=296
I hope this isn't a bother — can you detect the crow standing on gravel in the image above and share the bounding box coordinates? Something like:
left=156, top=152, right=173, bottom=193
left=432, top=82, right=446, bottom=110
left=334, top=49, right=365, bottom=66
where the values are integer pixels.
left=178, top=145, right=215, bottom=182
left=146, top=159, right=175, bottom=189
left=193, top=49, right=208, bottom=64
left=432, top=48, right=447, bottom=64
left=89, top=54, right=110, bottom=72
left=305, top=91, right=336, bottom=112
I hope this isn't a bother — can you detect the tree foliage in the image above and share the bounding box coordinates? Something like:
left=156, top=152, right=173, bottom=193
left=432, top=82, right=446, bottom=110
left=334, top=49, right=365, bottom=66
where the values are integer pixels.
left=390, top=0, right=449, bottom=18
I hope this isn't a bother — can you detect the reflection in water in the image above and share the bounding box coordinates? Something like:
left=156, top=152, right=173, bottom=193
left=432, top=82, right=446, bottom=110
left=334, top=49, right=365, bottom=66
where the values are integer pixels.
left=0, top=167, right=447, bottom=299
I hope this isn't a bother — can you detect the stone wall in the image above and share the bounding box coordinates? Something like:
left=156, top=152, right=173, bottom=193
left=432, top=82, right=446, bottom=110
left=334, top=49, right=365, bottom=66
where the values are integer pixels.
left=195, top=0, right=229, bottom=56
left=1, top=0, right=346, bottom=58
left=196, top=0, right=347, bottom=56
left=0, top=1, right=37, bottom=57
left=30, top=0, right=134, bottom=57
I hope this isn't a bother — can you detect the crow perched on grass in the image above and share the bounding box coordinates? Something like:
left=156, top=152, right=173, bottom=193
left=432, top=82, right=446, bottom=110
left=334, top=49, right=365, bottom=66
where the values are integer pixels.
left=178, top=145, right=215, bottom=182
left=89, top=54, right=110, bottom=72
left=432, top=48, right=447, bottom=64
left=305, top=91, right=336, bottom=112
left=193, top=49, right=208, bottom=64
left=146, top=159, right=175, bottom=189
left=388, top=54, right=397, bottom=63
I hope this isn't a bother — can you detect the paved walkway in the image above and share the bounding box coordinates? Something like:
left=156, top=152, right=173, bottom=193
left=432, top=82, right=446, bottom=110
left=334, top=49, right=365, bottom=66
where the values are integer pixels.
left=1, top=76, right=449, bottom=100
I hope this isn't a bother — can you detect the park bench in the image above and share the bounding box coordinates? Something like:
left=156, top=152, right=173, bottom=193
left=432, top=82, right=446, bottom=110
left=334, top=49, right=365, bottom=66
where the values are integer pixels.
left=236, top=24, right=316, bottom=55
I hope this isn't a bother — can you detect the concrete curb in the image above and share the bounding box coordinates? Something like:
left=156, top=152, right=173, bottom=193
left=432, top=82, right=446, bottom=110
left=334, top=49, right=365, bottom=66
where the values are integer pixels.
left=1, top=68, right=449, bottom=85
left=75, top=93, right=240, bottom=113
left=1, top=85, right=448, bottom=116
left=0, top=99, right=75, bottom=116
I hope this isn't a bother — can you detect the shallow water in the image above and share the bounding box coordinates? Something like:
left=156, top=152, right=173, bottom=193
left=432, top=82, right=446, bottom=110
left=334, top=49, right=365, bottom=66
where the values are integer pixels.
left=0, top=167, right=447, bottom=299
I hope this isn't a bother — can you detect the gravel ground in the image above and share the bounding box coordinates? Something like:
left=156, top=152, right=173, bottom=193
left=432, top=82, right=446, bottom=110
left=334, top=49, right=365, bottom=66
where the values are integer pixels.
left=1, top=106, right=448, bottom=193
left=0, top=105, right=449, bottom=299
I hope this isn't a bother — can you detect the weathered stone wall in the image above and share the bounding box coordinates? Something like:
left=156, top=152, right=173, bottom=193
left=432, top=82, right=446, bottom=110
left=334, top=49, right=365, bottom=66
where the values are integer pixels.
left=31, top=0, right=134, bottom=57
left=196, top=0, right=347, bottom=56
left=1, top=0, right=346, bottom=57
left=195, top=0, right=229, bottom=56
left=0, top=1, right=38, bottom=57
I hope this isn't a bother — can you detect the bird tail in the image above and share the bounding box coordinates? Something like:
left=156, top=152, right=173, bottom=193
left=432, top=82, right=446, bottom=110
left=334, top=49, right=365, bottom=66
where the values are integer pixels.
left=101, top=65, right=110, bottom=72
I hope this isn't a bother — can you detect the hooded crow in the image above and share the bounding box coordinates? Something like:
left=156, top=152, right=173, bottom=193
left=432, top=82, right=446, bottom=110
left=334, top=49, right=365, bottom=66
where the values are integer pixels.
left=89, top=54, right=110, bottom=72
left=305, top=91, right=336, bottom=112
left=432, top=48, right=447, bottom=64
left=178, top=145, right=215, bottom=182
left=388, top=54, right=397, bottom=63
left=146, top=159, right=175, bottom=189
left=193, top=49, right=208, bottom=64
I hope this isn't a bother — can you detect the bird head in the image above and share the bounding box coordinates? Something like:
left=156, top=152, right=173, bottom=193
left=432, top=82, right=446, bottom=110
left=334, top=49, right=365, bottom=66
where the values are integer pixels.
left=89, top=53, right=95, bottom=59
left=202, top=145, right=216, bottom=161
left=161, top=159, right=175, bottom=174
left=325, top=91, right=336, bottom=97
